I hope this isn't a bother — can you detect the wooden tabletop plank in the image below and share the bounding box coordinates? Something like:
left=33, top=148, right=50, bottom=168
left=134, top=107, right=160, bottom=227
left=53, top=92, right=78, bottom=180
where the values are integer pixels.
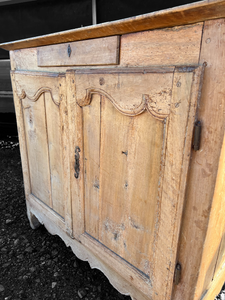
left=0, top=0, right=225, bottom=51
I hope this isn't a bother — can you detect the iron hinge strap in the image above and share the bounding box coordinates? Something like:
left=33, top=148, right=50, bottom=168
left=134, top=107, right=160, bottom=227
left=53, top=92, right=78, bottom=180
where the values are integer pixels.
left=174, top=262, right=182, bottom=285
left=193, top=120, right=202, bottom=151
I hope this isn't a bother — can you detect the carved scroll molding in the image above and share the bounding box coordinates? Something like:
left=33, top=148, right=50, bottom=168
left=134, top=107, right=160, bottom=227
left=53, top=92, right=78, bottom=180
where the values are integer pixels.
left=16, top=85, right=60, bottom=106
left=77, top=87, right=171, bottom=120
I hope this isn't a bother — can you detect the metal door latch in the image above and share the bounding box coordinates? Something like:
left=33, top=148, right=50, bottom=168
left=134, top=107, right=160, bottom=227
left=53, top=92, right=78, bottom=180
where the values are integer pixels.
left=74, top=146, right=80, bottom=179
left=193, top=120, right=202, bottom=151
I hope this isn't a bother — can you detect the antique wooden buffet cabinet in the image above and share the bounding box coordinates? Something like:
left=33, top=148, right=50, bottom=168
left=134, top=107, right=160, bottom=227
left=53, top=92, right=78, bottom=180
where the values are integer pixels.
left=1, top=1, right=225, bottom=299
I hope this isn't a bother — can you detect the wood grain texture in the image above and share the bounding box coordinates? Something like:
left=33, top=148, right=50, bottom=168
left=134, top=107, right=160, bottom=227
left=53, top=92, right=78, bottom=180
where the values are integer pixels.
left=11, top=71, right=69, bottom=219
left=172, top=19, right=225, bottom=300
left=66, top=70, right=85, bottom=239
left=26, top=196, right=150, bottom=300
left=58, top=74, right=72, bottom=236
left=75, top=70, right=174, bottom=118
left=45, top=91, right=64, bottom=217
left=120, top=23, right=203, bottom=67
left=83, top=94, right=101, bottom=238
left=10, top=46, right=176, bottom=72
left=10, top=72, right=31, bottom=201
left=152, top=68, right=203, bottom=300
left=80, top=232, right=153, bottom=298
left=37, top=36, right=120, bottom=67
left=195, top=133, right=225, bottom=300
left=1, top=0, right=225, bottom=50
left=73, top=67, right=203, bottom=299
left=23, top=92, right=52, bottom=207
left=98, top=97, right=163, bottom=277
left=214, top=231, right=225, bottom=281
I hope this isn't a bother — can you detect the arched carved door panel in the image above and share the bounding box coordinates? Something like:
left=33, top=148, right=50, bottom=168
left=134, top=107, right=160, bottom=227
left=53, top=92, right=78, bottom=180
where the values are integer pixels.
left=11, top=71, right=72, bottom=235
left=68, top=66, right=203, bottom=299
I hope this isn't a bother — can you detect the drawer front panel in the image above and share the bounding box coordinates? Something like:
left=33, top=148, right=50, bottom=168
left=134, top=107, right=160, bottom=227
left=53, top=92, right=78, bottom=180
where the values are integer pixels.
left=37, top=36, right=120, bottom=67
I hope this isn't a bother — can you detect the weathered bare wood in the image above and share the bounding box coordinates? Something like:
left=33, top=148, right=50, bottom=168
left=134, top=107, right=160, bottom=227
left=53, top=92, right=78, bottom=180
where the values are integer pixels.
left=120, top=23, right=203, bottom=67
left=72, top=67, right=203, bottom=299
left=66, top=70, right=85, bottom=239
left=26, top=196, right=150, bottom=300
left=58, top=74, right=72, bottom=236
left=75, top=70, right=174, bottom=118
left=37, top=36, right=120, bottom=67
left=11, top=70, right=70, bottom=220
left=83, top=93, right=101, bottom=238
left=7, top=6, right=225, bottom=299
left=1, top=0, right=225, bottom=50
left=195, top=133, right=225, bottom=300
left=153, top=67, right=203, bottom=299
left=172, top=19, right=225, bottom=300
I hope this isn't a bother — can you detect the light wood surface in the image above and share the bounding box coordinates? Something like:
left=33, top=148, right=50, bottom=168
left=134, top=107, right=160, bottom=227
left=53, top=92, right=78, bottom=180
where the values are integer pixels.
left=7, top=7, right=225, bottom=300
left=195, top=133, right=225, bottom=300
left=11, top=71, right=69, bottom=219
left=58, top=74, right=72, bottom=236
left=26, top=194, right=150, bottom=300
left=172, top=18, right=225, bottom=300
left=9, top=23, right=203, bottom=72
left=120, top=23, right=203, bottom=67
left=45, top=91, right=64, bottom=216
left=23, top=91, right=52, bottom=207
left=153, top=66, right=204, bottom=299
left=37, top=36, right=120, bottom=67
left=83, top=93, right=101, bottom=238
left=11, top=72, right=31, bottom=201
left=1, top=0, right=225, bottom=51
left=66, top=70, right=85, bottom=239
left=71, top=66, right=203, bottom=299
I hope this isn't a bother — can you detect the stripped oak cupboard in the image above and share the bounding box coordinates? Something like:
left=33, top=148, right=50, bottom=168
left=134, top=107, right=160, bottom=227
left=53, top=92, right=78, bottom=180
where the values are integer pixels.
left=1, top=1, right=225, bottom=300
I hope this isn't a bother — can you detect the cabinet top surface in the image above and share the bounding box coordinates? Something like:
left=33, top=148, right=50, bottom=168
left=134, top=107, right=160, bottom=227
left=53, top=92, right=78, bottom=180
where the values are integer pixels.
left=0, top=0, right=225, bottom=51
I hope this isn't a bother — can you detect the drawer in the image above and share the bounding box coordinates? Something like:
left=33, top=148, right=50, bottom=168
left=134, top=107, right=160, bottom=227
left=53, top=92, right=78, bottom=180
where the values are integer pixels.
left=37, top=36, right=120, bottom=67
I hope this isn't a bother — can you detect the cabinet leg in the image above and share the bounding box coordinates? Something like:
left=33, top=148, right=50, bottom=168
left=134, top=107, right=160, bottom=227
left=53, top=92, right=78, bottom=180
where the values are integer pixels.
left=27, top=210, right=41, bottom=229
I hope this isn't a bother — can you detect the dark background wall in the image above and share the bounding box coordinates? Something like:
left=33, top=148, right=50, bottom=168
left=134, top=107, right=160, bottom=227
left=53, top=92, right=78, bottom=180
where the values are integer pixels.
left=0, top=0, right=92, bottom=58
left=0, top=0, right=200, bottom=59
left=96, top=0, right=200, bottom=23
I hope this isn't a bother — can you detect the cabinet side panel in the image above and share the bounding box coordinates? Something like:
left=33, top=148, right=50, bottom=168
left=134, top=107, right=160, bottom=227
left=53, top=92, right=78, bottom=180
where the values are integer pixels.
left=22, top=94, right=52, bottom=207
left=45, top=92, right=64, bottom=218
left=173, top=19, right=225, bottom=300
left=214, top=230, right=225, bottom=282
left=83, top=94, right=101, bottom=238
left=194, top=133, right=225, bottom=300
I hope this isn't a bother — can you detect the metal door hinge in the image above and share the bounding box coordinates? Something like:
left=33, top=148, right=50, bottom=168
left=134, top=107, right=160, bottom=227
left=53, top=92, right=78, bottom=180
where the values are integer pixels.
left=193, top=120, right=202, bottom=151
left=174, top=262, right=182, bottom=285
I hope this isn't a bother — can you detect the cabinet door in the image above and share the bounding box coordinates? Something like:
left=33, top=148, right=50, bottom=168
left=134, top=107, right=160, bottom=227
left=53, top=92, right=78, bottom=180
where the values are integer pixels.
left=11, top=71, right=72, bottom=235
left=68, top=66, right=203, bottom=299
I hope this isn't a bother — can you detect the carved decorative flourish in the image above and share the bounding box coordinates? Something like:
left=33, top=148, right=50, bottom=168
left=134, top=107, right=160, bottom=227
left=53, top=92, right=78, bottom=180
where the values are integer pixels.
left=77, top=87, right=171, bottom=120
left=16, top=86, right=60, bottom=106
left=143, top=89, right=171, bottom=121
